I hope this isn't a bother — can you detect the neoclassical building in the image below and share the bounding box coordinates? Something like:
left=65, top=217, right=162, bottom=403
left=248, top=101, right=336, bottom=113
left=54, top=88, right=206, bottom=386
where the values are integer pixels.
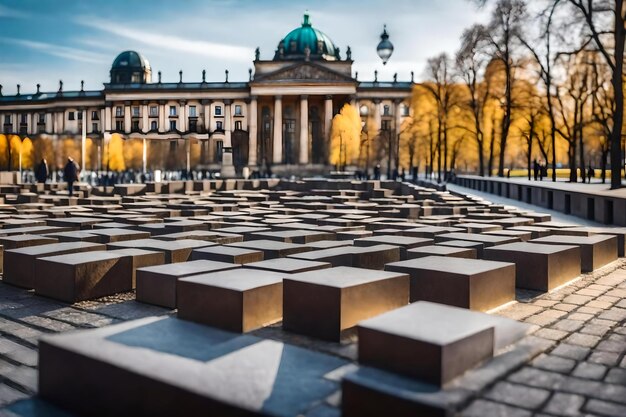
left=0, top=13, right=413, bottom=176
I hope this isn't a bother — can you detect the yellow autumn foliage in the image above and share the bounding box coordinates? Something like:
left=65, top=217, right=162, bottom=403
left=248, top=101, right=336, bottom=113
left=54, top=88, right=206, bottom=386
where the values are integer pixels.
left=329, top=104, right=361, bottom=167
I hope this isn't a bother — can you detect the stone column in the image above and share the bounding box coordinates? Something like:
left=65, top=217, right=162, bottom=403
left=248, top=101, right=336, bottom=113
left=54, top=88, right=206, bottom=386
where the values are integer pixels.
left=299, top=95, right=309, bottom=164
left=104, top=106, right=112, bottom=132
left=324, top=95, right=333, bottom=142
left=248, top=96, right=258, bottom=167
left=178, top=101, right=186, bottom=132
left=220, top=99, right=235, bottom=178
left=203, top=100, right=211, bottom=131
left=124, top=104, right=131, bottom=133
left=373, top=99, right=381, bottom=132
left=30, top=113, right=36, bottom=135
left=142, top=102, right=149, bottom=131
left=273, top=95, right=282, bottom=163
left=159, top=102, right=166, bottom=132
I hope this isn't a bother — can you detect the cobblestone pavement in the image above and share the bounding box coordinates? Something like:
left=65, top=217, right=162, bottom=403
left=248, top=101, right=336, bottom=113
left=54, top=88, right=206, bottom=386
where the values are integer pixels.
left=462, top=259, right=626, bottom=417
left=0, top=260, right=623, bottom=416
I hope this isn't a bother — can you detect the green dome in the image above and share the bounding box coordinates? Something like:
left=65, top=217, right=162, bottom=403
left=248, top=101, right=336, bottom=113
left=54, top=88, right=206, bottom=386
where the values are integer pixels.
left=275, top=13, right=340, bottom=61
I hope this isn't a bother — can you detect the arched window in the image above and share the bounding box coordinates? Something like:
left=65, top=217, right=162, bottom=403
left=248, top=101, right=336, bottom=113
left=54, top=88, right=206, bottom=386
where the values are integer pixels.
left=383, top=105, right=390, bottom=116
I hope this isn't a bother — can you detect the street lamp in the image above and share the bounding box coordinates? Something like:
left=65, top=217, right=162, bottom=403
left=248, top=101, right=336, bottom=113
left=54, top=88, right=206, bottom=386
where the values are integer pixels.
left=377, top=25, right=394, bottom=65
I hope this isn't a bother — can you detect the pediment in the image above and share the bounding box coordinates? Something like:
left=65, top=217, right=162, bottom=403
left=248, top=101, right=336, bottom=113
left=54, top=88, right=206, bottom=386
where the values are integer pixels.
left=254, top=62, right=355, bottom=83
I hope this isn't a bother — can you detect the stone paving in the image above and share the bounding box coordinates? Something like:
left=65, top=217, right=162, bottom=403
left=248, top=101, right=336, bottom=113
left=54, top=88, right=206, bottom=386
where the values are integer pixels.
left=463, top=259, right=626, bottom=417
left=0, top=179, right=621, bottom=416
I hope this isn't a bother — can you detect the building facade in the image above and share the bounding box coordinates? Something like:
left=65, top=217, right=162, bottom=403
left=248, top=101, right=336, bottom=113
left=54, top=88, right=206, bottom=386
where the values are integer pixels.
left=0, top=14, right=413, bottom=176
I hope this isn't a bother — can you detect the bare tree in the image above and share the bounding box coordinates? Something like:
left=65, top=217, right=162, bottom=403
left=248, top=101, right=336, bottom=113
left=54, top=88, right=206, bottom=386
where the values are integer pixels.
left=564, top=0, right=624, bottom=189
left=422, top=53, right=460, bottom=182
left=481, top=0, right=527, bottom=177
left=456, top=24, right=492, bottom=176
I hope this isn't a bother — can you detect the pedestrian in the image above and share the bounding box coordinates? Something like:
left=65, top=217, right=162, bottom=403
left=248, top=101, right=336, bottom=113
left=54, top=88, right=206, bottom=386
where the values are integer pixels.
left=35, top=158, right=48, bottom=184
left=533, top=159, right=539, bottom=181
left=400, top=168, right=405, bottom=182
left=587, top=166, right=594, bottom=183
left=64, top=157, right=79, bottom=197
left=374, top=164, right=381, bottom=180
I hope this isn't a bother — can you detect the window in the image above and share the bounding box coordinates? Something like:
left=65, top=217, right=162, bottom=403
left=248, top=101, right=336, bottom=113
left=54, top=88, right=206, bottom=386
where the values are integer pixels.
left=132, top=120, right=140, bottom=131
left=115, top=106, right=123, bottom=117
left=189, top=119, right=197, bottom=132
left=216, top=121, right=223, bottom=131
left=115, top=120, right=124, bottom=131
left=38, top=114, right=45, bottom=124
left=20, top=114, right=28, bottom=123
left=151, top=121, right=158, bottom=130
left=234, top=105, right=242, bottom=116
left=189, top=106, right=197, bottom=117
left=381, top=120, right=391, bottom=131
left=383, top=105, right=390, bottom=116
left=402, top=105, right=410, bottom=117
left=169, top=106, right=177, bottom=116
left=170, top=120, right=177, bottom=131
left=3, top=115, right=11, bottom=124
left=67, top=112, right=75, bottom=121
left=91, top=111, right=99, bottom=120
left=215, top=140, right=224, bottom=162
left=92, top=123, right=98, bottom=132
left=289, top=40, right=297, bottom=52
left=235, top=120, right=242, bottom=130
left=149, top=106, right=158, bottom=117
left=77, top=111, right=83, bottom=120
left=131, top=73, right=141, bottom=83
left=215, top=106, right=222, bottom=116
left=132, top=106, right=140, bottom=117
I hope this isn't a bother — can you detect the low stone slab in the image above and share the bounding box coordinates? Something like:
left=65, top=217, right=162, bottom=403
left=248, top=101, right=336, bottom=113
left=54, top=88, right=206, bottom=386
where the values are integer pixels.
left=530, top=235, right=618, bottom=272
left=244, top=258, right=331, bottom=274
left=509, top=225, right=553, bottom=239
left=178, top=269, right=284, bottom=332
left=34, top=251, right=133, bottom=302
left=136, top=260, right=240, bottom=308
left=88, top=228, right=151, bottom=243
left=434, top=232, right=520, bottom=248
left=483, top=229, right=533, bottom=242
left=43, top=231, right=100, bottom=243
left=283, top=266, right=409, bottom=341
left=39, top=316, right=346, bottom=416
left=484, top=242, right=581, bottom=291
left=4, top=242, right=106, bottom=289
left=344, top=303, right=530, bottom=414
left=354, top=235, right=433, bottom=260
left=554, top=226, right=626, bottom=257
left=436, top=240, right=485, bottom=256
left=0, top=234, right=58, bottom=250
left=385, top=256, right=515, bottom=311
left=227, top=240, right=311, bottom=259
left=156, top=231, right=244, bottom=244
left=407, top=245, right=476, bottom=260
left=351, top=244, right=401, bottom=269
left=191, top=245, right=263, bottom=264
left=107, top=239, right=214, bottom=263
left=289, top=246, right=354, bottom=267
left=249, top=230, right=335, bottom=244
left=108, top=248, right=165, bottom=288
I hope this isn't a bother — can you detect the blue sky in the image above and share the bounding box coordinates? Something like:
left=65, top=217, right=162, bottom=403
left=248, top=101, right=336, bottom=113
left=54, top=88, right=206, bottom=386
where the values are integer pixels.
left=0, top=0, right=491, bottom=95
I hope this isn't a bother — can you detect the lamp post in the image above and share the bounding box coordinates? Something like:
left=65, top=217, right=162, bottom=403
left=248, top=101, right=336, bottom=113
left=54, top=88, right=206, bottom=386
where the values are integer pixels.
left=376, top=25, right=394, bottom=65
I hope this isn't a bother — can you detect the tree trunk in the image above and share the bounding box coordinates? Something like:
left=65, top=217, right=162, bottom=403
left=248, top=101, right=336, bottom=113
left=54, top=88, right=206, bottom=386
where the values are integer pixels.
left=610, top=2, right=624, bottom=189
left=478, top=139, right=485, bottom=177
left=498, top=58, right=512, bottom=177
left=579, top=122, right=586, bottom=183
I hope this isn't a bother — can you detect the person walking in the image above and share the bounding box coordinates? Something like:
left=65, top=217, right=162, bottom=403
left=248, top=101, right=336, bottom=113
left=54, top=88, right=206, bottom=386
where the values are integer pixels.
left=64, top=157, right=79, bottom=197
left=35, top=158, right=48, bottom=184
left=533, top=159, right=539, bottom=181
left=587, top=166, right=594, bottom=183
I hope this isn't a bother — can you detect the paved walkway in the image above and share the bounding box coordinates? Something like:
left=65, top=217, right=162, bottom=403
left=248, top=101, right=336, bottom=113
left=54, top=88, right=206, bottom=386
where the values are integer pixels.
left=447, top=183, right=603, bottom=227
left=462, top=260, right=626, bottom=416
left=458, top=175, right=626, bottom=198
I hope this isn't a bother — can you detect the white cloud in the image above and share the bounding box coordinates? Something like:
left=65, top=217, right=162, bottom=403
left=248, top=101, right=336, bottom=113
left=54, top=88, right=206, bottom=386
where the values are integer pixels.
left=78, top=18, right=253, bottom=62
left=0, top=4, right=29, bottom=19
left=0, top=37, right=109, bottom=64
